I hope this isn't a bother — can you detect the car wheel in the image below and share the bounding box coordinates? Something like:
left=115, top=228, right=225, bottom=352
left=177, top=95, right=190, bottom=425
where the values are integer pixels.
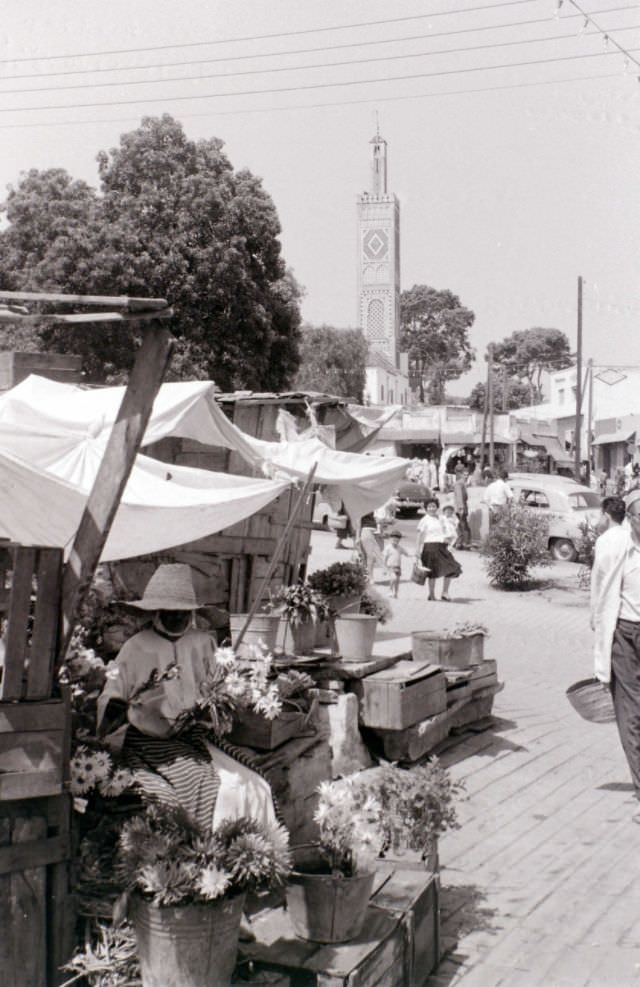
left=550, top=538, right=578, bottom=562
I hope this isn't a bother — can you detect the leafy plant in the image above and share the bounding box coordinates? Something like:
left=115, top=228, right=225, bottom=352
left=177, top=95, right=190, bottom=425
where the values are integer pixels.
left=372, top=760, right=463, bottom=858
left=62, top=922, right=139, bottom=987
left=440, top=621, right=488, bottom=640
left=360, top=587, right=393, bottom=624
left=307, top=561, right=368, bottom=599
left=481, top=502, right=551, bottom=588
left=275, top=582, right=330, bottom=626
left=577, top=517, right=599, bottom=588
left=314, top=776, right=386, bottom=877
left=116, top=803, right=291, bottom=908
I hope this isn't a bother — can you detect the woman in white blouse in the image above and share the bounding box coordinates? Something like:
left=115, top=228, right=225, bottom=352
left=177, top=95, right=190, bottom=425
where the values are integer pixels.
left=415, top=497, right=462, bottom=601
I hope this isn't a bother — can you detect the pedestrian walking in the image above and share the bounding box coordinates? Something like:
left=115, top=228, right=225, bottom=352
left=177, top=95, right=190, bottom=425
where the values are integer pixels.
left=382, top=530, right=411, bottom=598
left=415, top=497, right=462, bottom=602
left=590, top=489, right=640, bottom=820
left=357, top=519, right=385, bottom=582
left=453, top=465, right=472, bottom=549
left=484, top=467, right=513, bottom=525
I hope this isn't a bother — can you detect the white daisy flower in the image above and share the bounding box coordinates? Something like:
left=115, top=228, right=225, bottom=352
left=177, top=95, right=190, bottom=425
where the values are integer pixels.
left=196, top=865, right=230, bottom=900
left=99, top=768, right=136, bottom=797
left=104, top=663, right=120, bottom=680
left=215, top=646, right=237, bottom=669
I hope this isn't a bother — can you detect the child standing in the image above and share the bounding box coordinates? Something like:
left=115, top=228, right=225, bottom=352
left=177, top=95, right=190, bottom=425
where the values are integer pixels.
left=441, top=504, right=459, bottom=548
left=383, top=530, right=411, bottom=598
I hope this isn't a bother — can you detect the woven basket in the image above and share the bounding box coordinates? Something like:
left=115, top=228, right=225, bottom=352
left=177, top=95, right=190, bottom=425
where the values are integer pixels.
left=566, top=678, right=616, bottom=724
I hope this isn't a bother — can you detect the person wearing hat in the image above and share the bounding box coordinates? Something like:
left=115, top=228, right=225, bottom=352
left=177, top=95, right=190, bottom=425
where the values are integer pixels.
left=382, top=529, right=411, bottom=598
left=591, top=489, right=640, bottom=821
left=97, top=563, right=277, bottom=833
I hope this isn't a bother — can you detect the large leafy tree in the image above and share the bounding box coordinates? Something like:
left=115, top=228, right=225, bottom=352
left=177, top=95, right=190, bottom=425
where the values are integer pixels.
left=0, top=115, right=302, bottom=387
left=399, top=285, right=475, bottom=404
left=468, top=377, right=533, bottom=412
left=292, top=324, right=367, bottom=402
left=491, top=327, right=573, bottom=401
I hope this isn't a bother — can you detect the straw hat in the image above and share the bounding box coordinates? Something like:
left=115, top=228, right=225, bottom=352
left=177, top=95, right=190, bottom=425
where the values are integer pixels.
left=129, top=563, right=201, bottom=611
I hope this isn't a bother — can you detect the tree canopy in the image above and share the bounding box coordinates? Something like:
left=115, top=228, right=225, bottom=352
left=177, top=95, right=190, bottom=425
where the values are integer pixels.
left=490, top=327, right=573, bottom=401
left=468, top=377, right=533, bottom=412
left=399, top=284, right=475, bottom=404
left=0, top=115, right=302, bottom=388
left=292, top=324, right=368, bottom=402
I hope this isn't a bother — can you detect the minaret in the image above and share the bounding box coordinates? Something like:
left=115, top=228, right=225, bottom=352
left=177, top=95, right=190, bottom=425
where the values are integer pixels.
left=356, top=127, right=401, bottom=368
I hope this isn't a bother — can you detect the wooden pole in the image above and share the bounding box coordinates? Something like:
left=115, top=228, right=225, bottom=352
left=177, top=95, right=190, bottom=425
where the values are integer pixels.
left=59, top=325, right=174, bottom=659
left=502, top=366, right=509, bottom=413
left=233, top=463, right=318, bottom=653
left=574, top=275, right=583, bottom=482
left=587, top=358, right=594, bottom=485
left=488, top=343, right=495, bottom=470
left=479, top=351, right=489, bottom=469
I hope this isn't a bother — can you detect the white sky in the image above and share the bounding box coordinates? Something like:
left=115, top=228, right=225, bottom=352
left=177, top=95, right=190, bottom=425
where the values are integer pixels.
left=1, top=0, right=639, bottom=391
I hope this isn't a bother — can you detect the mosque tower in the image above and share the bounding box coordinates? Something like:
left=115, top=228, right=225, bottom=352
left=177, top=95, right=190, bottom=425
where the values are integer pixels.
left=357, top=127, right=408, bottom=404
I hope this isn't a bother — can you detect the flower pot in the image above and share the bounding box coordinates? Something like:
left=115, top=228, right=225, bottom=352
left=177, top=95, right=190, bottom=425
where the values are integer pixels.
left=131, top=892, right=245, bottom=987
left=334, top=614, right=378, bottom=661
left=279, top=618, right=316, bottom=655
left=412, top=630, right=484, bottom=669
left=229, top=613, right=280, bottom=659
left=286, top=867, right=375, bottom=943
left=227, top=707, right=309, bottom=750
left=314, top=594, right=361, bottom=648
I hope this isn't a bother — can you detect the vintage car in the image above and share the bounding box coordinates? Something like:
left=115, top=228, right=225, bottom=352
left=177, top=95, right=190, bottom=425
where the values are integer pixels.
left=507, top=473, right=601, bottom=562
left=394, top=480, right=432, bottom=517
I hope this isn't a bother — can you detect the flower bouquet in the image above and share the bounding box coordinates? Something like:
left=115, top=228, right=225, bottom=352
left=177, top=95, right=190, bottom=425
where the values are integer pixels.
left=115, top=803, right=291, bottom=987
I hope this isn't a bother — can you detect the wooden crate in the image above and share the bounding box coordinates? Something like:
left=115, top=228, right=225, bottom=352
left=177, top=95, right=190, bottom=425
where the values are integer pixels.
left=0, top=700, right=67, bottom=801
left=227, top=709, right=313, bottom=751
left=351, top=661, right=446, bottom=730
left=411, top=631, right=485, bottom=670
left=0, top=546, right=62, bottom=702
left=241, top=865, right=440, bottom=987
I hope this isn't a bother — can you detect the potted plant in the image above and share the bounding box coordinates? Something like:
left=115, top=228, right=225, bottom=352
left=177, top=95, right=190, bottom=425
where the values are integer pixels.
left=308, top=561, right=368, bottom=648
left=286, top=774, right=386, bottom=943
left=116, top=804, right=291, bottom=987
left=274, top=581, right=330, bottom=654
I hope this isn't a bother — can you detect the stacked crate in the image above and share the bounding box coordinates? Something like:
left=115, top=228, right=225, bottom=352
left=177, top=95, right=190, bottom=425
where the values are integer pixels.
left=0, top=546, right=71, bottom=987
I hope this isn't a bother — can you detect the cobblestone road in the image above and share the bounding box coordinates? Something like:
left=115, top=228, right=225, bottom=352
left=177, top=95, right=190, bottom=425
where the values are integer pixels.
left=309, top=524, right=640, bottom=987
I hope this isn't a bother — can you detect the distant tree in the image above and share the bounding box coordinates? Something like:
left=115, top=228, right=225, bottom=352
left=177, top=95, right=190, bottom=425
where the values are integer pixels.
left=491, top=327, right=573, bottom=398
left=0, top=115, right=302, bottom=388
left=400, top=285, right=475, bottom=404
left=292, top=324, right=367, bottom=402
left=468, top=377, right=533, bottom=412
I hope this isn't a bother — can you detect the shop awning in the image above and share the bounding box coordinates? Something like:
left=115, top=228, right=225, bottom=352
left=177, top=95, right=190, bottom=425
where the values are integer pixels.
left=592, top=430, right=635, bottom=446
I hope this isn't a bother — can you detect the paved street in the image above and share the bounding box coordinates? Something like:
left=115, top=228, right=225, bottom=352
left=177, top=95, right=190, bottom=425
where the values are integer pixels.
left=309, top=524, right=640, bottom=987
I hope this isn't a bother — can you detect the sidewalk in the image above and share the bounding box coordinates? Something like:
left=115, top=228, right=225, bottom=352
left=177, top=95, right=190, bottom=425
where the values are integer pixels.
left=308, top=529, right=640, bottom=987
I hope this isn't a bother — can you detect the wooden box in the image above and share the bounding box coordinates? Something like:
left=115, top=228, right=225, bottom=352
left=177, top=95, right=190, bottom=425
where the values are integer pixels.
left=352, top=660, right=446, bottom=730
left=0, top=701, right=67, bottom=801
left=412, top=630, right=484, bottom=670
left=241, top=865, right=440, bottom=987
left=227, top=709, right=312, bottom=751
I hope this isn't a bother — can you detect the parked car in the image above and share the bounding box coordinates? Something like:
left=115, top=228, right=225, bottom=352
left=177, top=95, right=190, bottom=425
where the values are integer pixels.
left=394, top=480, right=431, bottom=518
left=507, top=474, right=601, bottom=562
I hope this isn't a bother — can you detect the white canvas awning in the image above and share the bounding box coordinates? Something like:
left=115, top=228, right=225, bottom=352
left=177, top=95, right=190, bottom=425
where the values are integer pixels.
left=0, top=376, right=409, bottom=554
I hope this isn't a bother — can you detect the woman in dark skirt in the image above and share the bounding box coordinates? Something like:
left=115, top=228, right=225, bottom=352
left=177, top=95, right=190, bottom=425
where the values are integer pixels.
left=415, top=497, right=462, bottom=601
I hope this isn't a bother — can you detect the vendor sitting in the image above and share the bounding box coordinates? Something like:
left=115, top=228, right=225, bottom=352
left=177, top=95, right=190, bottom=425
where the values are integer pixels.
left=97, top=563, right=277, bottom=833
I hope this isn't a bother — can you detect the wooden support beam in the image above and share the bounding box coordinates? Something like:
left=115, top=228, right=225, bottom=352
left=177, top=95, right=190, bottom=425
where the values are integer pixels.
left=59, top=325, right=174, bottom=659
left=0, top=290, right=167, bottom=311
left=0, top=307, right=173, bottom=326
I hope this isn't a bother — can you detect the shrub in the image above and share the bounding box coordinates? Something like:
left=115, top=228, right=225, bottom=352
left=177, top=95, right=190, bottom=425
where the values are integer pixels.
left=307, top=561, right=368, bottom=598
left=482, top=502, right=551, bottom=588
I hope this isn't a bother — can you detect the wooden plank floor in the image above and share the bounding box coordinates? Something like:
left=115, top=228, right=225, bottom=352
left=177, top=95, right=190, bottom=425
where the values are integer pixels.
left=308, top=532, right=640, bottom=987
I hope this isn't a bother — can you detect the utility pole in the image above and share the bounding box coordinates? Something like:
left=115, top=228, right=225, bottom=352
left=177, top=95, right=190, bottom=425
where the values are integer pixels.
left=479, top=350, right=489, bottom=468
left=488, top=343, right=495, bottom=470
left=587, top=358, right=593, bottom=483
left=502, top=366, right=509, bottom=413
left=574, top=275, right=583, bottom=483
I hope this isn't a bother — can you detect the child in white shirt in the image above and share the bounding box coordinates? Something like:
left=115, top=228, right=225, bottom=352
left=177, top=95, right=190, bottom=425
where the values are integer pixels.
left=441, top=505, right=459, bottom=548
left=383, top=530, right=411, bottom=598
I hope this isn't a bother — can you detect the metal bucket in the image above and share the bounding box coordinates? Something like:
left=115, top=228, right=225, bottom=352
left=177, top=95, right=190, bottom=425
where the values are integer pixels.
left=286, top=868, right=375, bottom=943
left=229, top=613, right=280, bottom=658
left=131, top=893, right=245, bottom=987
left=334, top=614, right=378, bottom=661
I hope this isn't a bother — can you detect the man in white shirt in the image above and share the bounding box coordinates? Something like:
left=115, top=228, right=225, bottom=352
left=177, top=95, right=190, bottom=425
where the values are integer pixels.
left=484, top=468, right=513, bottom=519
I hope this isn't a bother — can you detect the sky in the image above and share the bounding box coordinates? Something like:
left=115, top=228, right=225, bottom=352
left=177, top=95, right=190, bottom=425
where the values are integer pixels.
left=1, top=0, right=639, bottom=393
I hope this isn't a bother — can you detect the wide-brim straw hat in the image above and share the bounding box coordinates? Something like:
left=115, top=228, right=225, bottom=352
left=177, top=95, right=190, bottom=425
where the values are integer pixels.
left=566, top=678, right=615, bottom=724
left=129, top=563, right=201, bottom=611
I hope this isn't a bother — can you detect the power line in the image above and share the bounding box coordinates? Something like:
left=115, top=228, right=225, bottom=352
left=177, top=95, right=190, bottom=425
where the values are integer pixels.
left=0, top=0, right=536, bottom=65
left=562, top=0, right=640, bottom=70
left=2, top=46, right=638, bottom=114
left=1, top=4, right=635, bottom=81
left=0, top=69, right=628, bottom=131
left=4, top=23, right=640, bottom=97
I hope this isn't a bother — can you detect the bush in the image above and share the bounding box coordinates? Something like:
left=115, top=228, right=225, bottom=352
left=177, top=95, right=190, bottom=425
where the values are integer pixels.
left=482, top=502, right=551, bottom=588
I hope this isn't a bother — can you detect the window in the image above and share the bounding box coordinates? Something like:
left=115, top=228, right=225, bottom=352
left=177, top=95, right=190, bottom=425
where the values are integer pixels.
left=520, top=489, right=550, bottom=509
left=568, top=491, right=600, bottom=510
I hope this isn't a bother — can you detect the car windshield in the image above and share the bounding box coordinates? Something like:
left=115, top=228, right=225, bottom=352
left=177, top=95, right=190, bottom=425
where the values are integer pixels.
left=568, top=491, right=601, bottom=510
